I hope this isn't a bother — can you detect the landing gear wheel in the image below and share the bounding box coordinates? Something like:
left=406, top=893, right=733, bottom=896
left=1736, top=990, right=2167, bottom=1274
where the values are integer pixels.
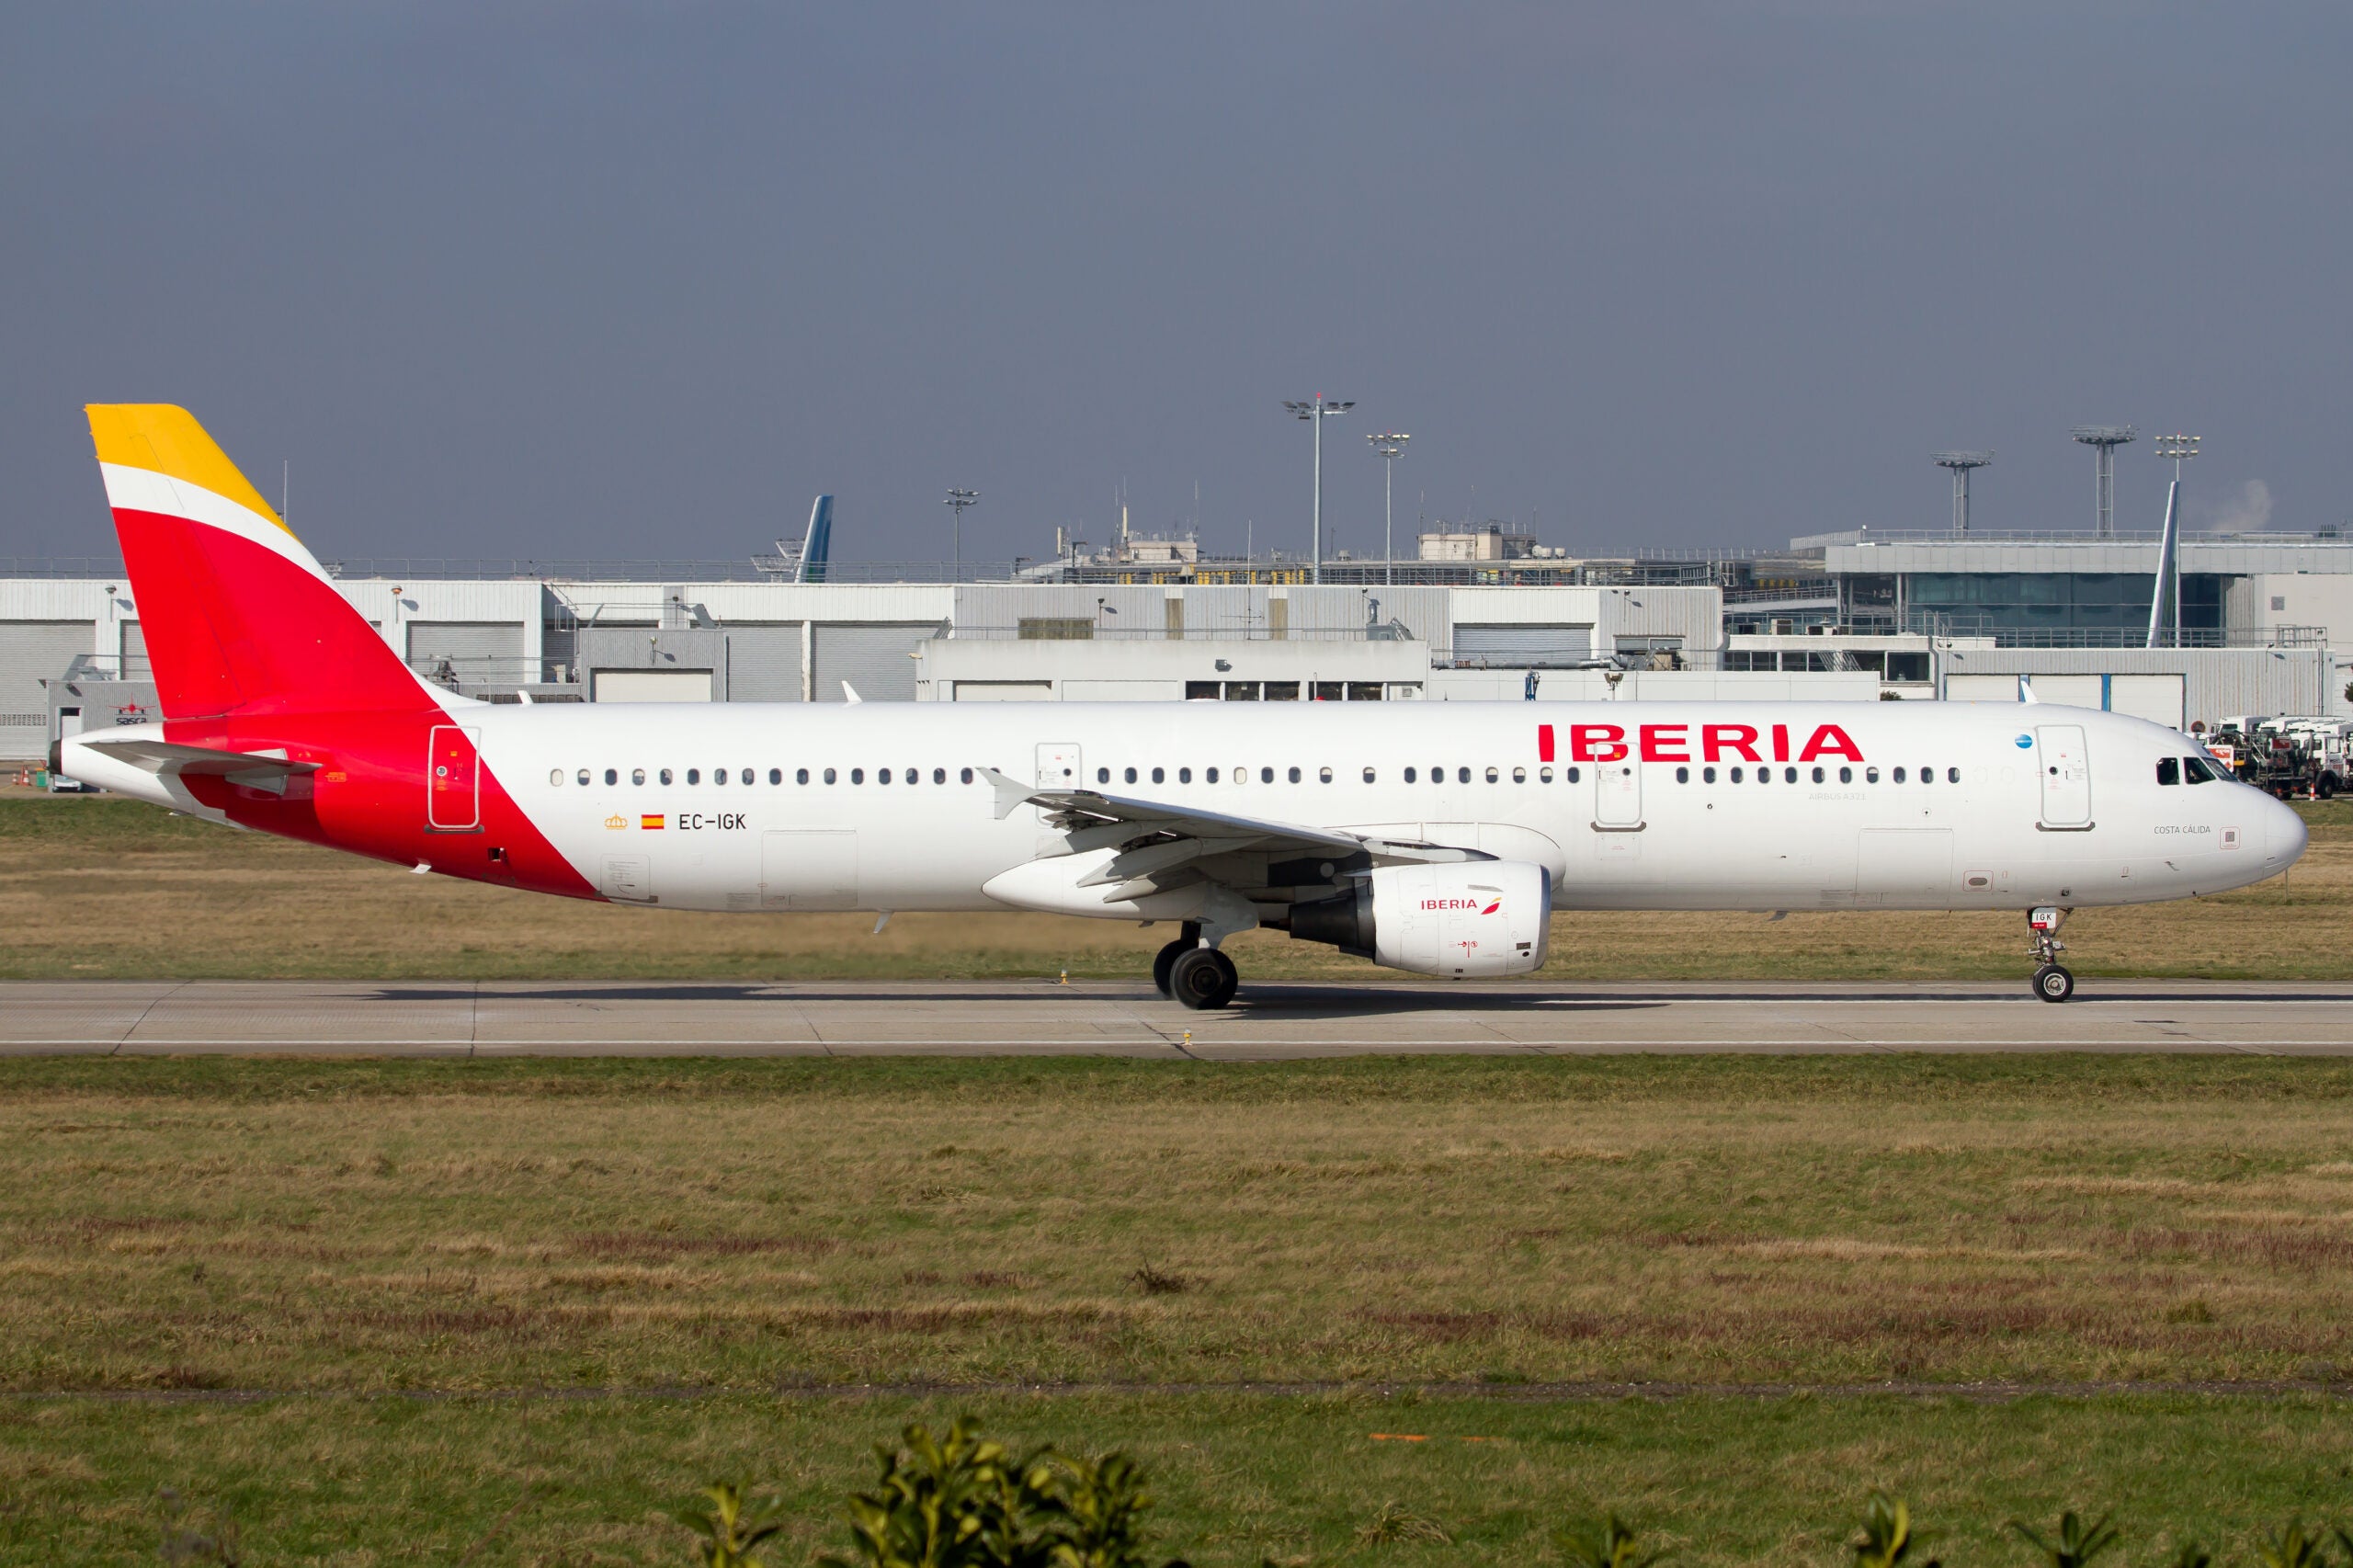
left=1168, top=947, right=1238, bottom=1011
left=1151, top=939, right=1191, bottom=999
left=2033, top=963, right=2075, bottom=1004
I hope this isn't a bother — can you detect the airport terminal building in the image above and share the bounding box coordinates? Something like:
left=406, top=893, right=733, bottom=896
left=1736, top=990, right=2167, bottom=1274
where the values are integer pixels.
left=5, top=527, right=2346, bottom=762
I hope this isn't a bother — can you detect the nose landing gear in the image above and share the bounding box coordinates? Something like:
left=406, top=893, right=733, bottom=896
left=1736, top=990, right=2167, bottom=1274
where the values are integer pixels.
left=2028, top=906, right=2075, bottom=1002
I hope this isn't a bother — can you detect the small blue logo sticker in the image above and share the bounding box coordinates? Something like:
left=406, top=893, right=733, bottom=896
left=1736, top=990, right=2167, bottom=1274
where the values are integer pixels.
left=2015, top=734, right=2033, bottom=748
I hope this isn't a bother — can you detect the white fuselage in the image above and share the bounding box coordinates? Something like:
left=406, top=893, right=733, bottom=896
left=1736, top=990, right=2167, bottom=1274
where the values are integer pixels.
left=439, top=699, right=2303, bottom=918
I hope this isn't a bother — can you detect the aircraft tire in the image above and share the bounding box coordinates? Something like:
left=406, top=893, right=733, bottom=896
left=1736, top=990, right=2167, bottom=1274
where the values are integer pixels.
left=1169, top=948, right=1237, bottom=1011
left=2033, top=963, right=2075, bottom=1004
left=1152, top=938, right=1191, bottom=998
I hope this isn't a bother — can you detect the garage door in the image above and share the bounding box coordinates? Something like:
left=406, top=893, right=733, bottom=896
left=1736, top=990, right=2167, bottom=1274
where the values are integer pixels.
left=120, top=620, right=149, bottom=678
left=2109, top=675, right=2185, bottom=729
left=592, top=669, right=713, bottom=702
left=812, top=624, right=937, bottom=702
left=725, top=624, right=805, bottom=701
left=1946, top=675, right=2021, bottom=702
left=407, top=621, right=525, bottom=684
left=2025, top=675, right=2104, bottom=710
left=956, top=681, right=1054, bottom=701
left=1451, top=623, right=1594, bottom=668
left=0, top=622, right=93, bottom=758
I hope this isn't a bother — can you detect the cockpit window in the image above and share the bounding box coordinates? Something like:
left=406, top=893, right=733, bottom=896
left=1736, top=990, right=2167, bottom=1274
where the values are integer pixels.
left=2155, top=757, right=2179, bottom=786
left=2183, top=755, right=2221, bottom=784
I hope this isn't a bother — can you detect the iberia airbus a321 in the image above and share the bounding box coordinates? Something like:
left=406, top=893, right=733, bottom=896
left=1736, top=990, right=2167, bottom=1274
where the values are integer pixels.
left=57, top=406, right=2306, bottom=1006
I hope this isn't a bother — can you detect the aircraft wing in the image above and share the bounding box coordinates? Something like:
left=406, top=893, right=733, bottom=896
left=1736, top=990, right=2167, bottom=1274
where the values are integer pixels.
left=977, top=767, right=1488, bottom=903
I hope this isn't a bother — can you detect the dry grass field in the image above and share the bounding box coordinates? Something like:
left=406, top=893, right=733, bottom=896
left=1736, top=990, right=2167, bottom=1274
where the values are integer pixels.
left=3, top=791, right=2348, bottom=981
left=4, top=1055, right=2352, bottom=1393
left=1, top=1057, right=2352, bottom=1562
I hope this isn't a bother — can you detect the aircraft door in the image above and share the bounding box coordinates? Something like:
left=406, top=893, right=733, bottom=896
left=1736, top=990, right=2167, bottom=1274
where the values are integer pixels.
left=1035, top=742, right=1083, bottom=790
left=2036, top=724, right=2092, bottom=827
left=426, top=724, right=482, bottom=831
left=1594, top=755, right=1643, bottom=829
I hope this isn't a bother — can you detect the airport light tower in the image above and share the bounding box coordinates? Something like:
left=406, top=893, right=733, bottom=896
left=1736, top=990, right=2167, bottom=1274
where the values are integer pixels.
left=1367, top=431, right=1410, bottom=586
left=1932, top=450, right=1994, bottom=538
left=943, top=489, right=980, bottom=578
left=2072, top=426, right=2137, bottom=538
left=1281, top=393, right=1353, bottom=584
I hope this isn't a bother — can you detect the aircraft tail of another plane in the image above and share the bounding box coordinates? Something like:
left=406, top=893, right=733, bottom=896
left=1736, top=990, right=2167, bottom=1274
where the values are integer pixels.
left=85, top=404, right=441, bottom=721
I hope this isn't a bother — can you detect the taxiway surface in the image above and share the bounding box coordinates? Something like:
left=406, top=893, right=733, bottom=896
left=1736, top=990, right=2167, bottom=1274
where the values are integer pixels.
left=2, top=979, right=2347, bottom=1057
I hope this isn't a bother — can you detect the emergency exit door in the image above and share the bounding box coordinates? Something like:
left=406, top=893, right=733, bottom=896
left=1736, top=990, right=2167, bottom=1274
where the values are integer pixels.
left=2036, top=724, right=2092, bottom=828
left=1594, top=756, right=1643, bottom=829
left=426, top=724, right=483, bottom=831
left=1035, top=743, right=1083, bottom=790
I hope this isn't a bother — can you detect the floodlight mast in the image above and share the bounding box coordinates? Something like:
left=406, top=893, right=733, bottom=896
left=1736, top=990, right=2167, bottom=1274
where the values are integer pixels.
left=944, top=489, right=980, bottom=578
left=2072, top=426, right=2137, bottom=539
left=1931, top=451, right=1994, bottom=537
left=1367, top=432, right=1410, bottom=586
left=1281, top=394, right=1353, bottom=584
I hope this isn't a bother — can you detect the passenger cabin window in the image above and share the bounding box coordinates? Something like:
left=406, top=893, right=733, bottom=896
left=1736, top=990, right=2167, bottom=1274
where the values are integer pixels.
left=1839, top=767, right=1853, bottom=783
left=1866, top=767, right=1880, bottom=783
left=1676, top=767, right=1689, bottom=783
left=769, top=768, right=782, bottom=785
left=605, top=768, right=618, bottom=785
left=1540, top=767, right=1552, bottom=783
left=1362, top=767, right=1376, bottom=783
left=1893, top=767, right=1906, bottom=783
left=796, top=768, right=810, bottom=784
left=631, top=768, right=646, bottom=786
left=1206, top=767, right=1220, bottom=783
left=1703, top=767, right=1717, bottom=783
left=1458, top=767, right=1472, bottom=784
left=1097, top=767, right=1110, bottom=784
left=1125, top=767, right=1138, bottom=784
left=1564, top=766, right=1581, bottom=783
left=935, top=768, right=948, bottom=784
left=684, top=768, right=697, bottom=784
left=1151, top=767, right=1165, bottom=784
left=850, top=768, right=864, bottom=784
left=1404, top=767, right=1417, bottom=783
left=960, top=767, right=973, bottom=784
left=1811, top=767, right=1824, bottom=783
left=824, top=767, right=837, bottom=784
left=1946, top=767, right=1961, bottom=784
left=1178, top=767, right=1192, bottom=783
left=1485, top=767, right=1500, bottom=783
left=550, top=768, right=563, bottom=786
left=576, top=769, right=590, bottom=786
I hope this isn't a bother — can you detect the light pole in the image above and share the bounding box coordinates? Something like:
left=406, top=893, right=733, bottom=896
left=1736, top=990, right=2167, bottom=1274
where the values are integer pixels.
left=943, top=489, right=980, bottom=579
left=1367, top=432, right=1410, bottom=586
left=1281, top=394, right=1353, bottom=584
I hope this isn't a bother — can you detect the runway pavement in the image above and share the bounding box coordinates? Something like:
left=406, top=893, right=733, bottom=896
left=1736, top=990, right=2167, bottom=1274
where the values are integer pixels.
left=2, top=978, right=2349, bottom=1057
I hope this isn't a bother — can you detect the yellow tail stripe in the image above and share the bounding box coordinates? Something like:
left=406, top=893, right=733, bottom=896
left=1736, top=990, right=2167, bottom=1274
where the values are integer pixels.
left=85, top=404, right=290, bottom=536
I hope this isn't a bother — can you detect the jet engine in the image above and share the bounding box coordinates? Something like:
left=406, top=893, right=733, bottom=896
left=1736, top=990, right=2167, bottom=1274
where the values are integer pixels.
left=1282, top=860, right=1551, bottom=977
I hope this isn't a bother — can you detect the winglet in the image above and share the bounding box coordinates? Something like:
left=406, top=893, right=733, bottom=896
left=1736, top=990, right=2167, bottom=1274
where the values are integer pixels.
left=840, top=681, right=863, bottom=704
left=977, top=766, right=1039, bottom=820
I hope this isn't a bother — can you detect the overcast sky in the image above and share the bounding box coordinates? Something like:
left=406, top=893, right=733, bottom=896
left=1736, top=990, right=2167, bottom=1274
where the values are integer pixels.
left=4, top=3, right=2347, bottom=567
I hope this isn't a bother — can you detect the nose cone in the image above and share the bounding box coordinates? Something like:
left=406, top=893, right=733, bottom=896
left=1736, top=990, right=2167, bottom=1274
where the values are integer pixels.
left=2265, top=795, right=2309, bottom=869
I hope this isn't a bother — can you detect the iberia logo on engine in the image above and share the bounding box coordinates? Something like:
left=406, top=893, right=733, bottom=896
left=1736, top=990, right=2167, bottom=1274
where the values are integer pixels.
left=1423, top=897, right=1504, bottom=914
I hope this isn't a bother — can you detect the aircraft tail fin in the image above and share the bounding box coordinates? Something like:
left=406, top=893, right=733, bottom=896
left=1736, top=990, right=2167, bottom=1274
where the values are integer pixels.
left=85, top=405, right=438, bottom=721
left=799, top=494, right=834, bottom=583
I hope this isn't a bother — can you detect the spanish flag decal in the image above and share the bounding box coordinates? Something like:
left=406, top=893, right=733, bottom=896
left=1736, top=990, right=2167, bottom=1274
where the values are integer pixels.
left=641, top=813, right=665, bottom=830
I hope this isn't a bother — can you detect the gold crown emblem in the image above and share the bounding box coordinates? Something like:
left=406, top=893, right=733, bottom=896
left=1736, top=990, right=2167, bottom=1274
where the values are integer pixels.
left=605, top=813, right=627, bottom=830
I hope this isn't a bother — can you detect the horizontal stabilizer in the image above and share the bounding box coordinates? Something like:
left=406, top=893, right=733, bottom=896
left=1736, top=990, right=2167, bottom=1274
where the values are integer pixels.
left=73, top=732, right=317, bottom=791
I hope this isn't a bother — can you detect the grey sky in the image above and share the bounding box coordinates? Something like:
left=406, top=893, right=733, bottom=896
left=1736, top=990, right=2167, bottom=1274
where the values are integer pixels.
left=4, top=3, right=2347, bottom=567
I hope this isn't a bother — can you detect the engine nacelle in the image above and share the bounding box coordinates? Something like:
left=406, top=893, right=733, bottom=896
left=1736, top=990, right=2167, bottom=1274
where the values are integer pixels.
left=1285, top=860, right=1551, bottom=977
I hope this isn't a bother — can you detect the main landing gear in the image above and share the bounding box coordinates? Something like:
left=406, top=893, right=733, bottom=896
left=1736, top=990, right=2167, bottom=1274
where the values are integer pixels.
left=2028, top=905, right=2075, bottom=1003
left=1154, top=922, right=1237, bottom=1010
